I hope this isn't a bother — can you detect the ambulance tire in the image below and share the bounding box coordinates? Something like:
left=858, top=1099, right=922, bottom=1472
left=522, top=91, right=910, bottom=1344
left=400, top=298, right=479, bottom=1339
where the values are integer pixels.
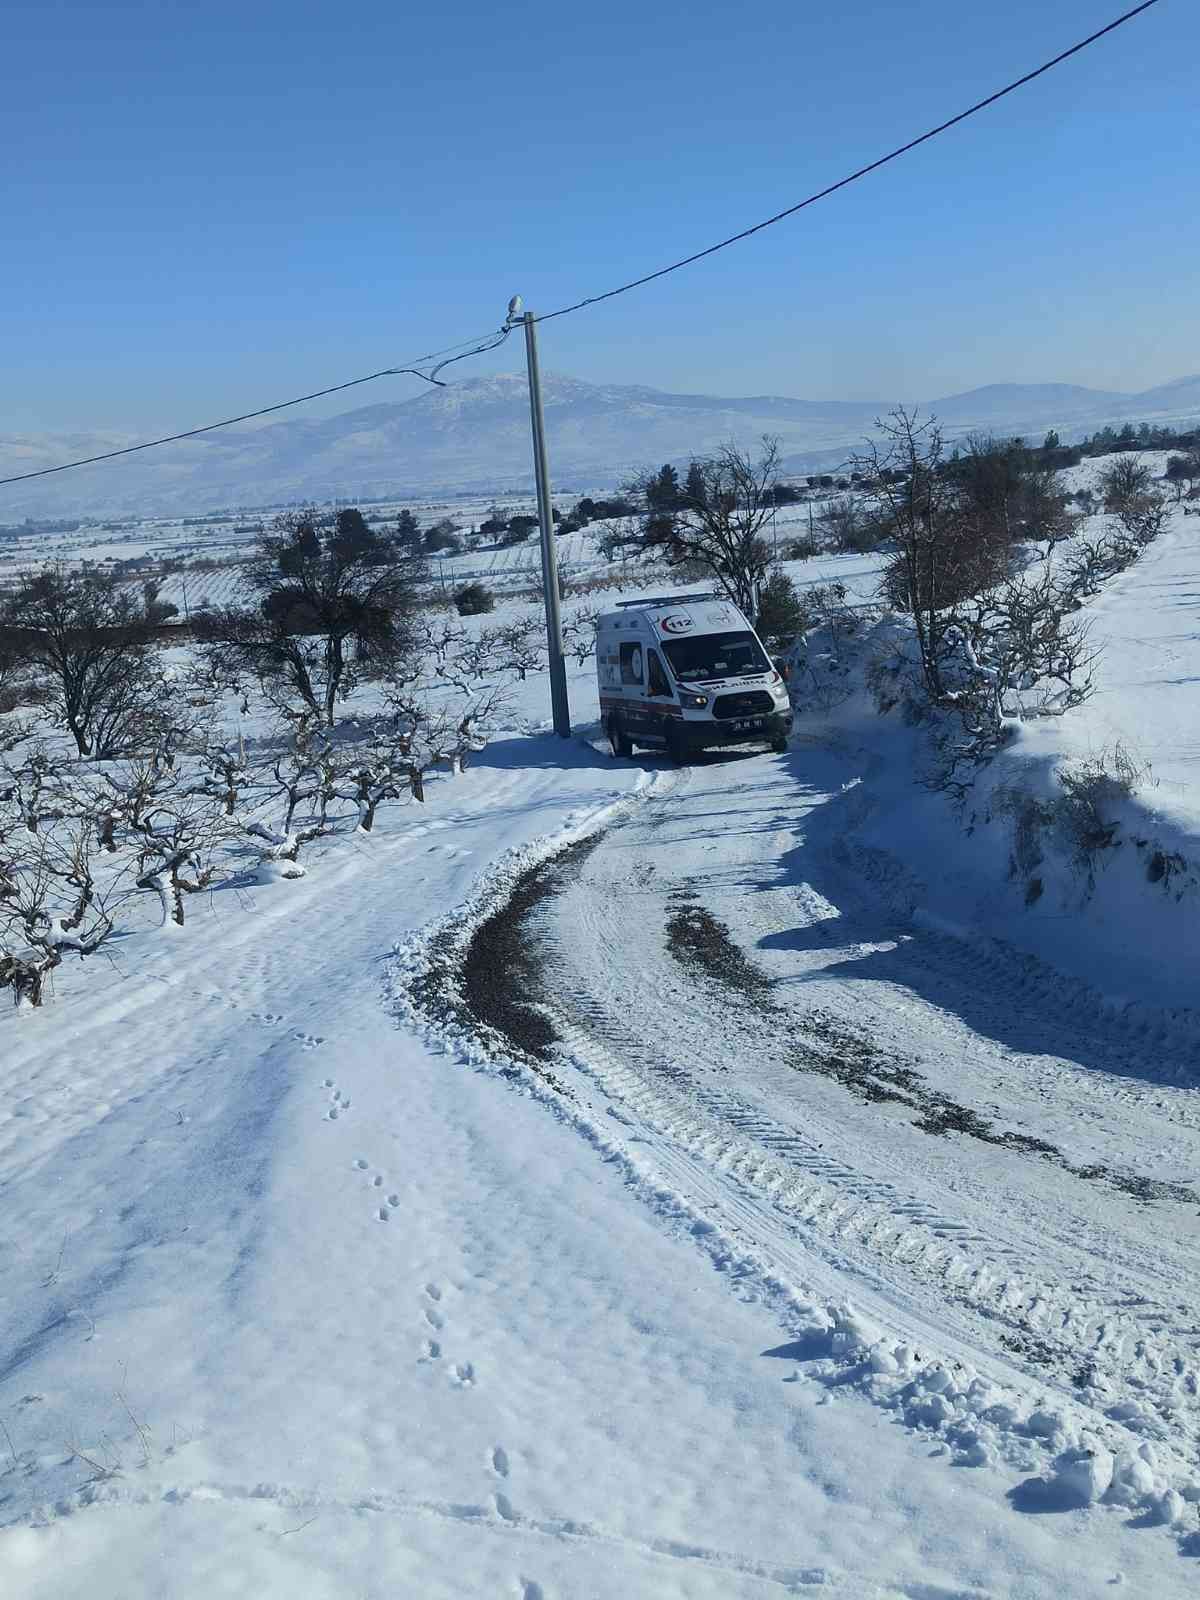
left=770, top=736, right=789, bottom=754
left=609, top=717, right=634, bottom=759
left=665, top=726, right=688, bottom=765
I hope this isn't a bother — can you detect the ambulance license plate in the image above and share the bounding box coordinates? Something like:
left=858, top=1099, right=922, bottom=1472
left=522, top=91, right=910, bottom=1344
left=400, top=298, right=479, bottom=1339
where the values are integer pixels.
left=733, top=718, right=762, bottom=731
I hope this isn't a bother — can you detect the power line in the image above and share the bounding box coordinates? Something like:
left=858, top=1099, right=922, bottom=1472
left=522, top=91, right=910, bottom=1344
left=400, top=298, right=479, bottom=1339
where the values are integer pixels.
left=535, top=0, right=1162, bottom=323
left=1, top=0, right=1163, bottom=490
left=0, top=326, right=513, bottom=487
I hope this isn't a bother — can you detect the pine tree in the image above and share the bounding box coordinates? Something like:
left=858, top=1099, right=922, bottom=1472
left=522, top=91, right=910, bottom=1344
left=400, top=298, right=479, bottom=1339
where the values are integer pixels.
left=395, top=508, right=421, bottom=549
left=333, top=508, right=376, bottom=561
left=646, top=463, right=681, bottom=512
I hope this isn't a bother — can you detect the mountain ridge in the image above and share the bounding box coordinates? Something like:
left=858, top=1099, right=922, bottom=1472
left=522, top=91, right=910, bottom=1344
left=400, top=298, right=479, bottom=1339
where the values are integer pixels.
left=3, top=371, right=1198, bottom=519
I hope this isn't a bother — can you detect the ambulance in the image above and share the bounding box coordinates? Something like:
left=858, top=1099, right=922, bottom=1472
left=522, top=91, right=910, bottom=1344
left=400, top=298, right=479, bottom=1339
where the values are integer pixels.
left=595, top=592, right=792, bottom=760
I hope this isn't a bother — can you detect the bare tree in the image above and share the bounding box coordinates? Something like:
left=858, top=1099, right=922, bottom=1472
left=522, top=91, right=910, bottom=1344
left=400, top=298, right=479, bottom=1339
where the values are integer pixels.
left=562, top=604, right=600, bottom=666
left=242, top=716, right=341, bottom=875
left=1, top=568, right=159, bottom=757
left=132, top=793, right=227, bottom=928
left=1109, top=484, right=1169, bottom=549
left=1062, top=533, right=1124, bottom=599
left=192, top=738, right=250, bottom=817
left=0, top=825, right=121, bottom=1007
left=0, top=635, right=26, bottom=712
left=383, top=684, right=507, bottom=789
left=477, top=614, right=545, bottom=682
left=626, top=438, right=781, bottom=617
left=816, top=497, right=888, bottom=554
left=954, top=562, right=1096, bottom=720
left=856, top=410, right=1012, bottom=699
left=595, top=517, right=639, bottom=562
left=2, top=748, right=70, bottom=834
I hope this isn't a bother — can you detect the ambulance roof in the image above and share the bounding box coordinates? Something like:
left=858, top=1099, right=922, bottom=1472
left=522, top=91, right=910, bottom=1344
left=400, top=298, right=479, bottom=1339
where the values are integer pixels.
left=597, top=594, right=750, bottom=637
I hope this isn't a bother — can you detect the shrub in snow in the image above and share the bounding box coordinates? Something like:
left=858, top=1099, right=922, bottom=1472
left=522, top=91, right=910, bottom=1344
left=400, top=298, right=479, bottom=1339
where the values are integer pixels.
left=196, top=506, right=425, bottom=727
left=1099, top=456, right=1153, bottom=512
left=815, top=497, right=889, bottom=555
left=754, top=569, right=809, bottom=656
left=453, top=582, right=494, bottom=617
left=783, top=585, right=866, bottom=714
left=1053, top=744, right=1147, bottom=873
left=423, top=521, right=462, bottom=554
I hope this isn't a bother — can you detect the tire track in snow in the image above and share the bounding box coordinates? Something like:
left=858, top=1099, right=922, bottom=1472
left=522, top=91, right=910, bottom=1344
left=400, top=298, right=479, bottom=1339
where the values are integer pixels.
left=391, top=755, right=1200, bottom=1519
left=524, top=796, right=1200, bottom=1472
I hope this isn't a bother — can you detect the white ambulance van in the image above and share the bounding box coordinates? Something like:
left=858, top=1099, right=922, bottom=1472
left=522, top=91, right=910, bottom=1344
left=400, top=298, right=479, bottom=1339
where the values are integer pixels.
left=595, top=592, right=792, bottom=760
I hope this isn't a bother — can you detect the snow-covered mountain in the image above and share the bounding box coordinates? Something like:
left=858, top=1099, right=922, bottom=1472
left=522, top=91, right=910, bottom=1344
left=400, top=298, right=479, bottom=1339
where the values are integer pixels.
left=3, top=370, right=1198, bottom=519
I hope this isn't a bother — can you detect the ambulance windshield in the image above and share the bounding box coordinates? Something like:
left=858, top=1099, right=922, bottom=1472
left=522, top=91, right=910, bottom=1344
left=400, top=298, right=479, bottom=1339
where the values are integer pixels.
left=662, top=630, right=770, bottom=683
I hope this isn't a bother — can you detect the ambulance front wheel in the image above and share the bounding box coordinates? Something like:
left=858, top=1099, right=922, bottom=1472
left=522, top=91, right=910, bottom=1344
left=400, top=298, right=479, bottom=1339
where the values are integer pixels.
left=770, top=736, right=789, bottom=754
left=665, top=725, right=689, bottom=765
left=608, top=717, right=634, bottom=759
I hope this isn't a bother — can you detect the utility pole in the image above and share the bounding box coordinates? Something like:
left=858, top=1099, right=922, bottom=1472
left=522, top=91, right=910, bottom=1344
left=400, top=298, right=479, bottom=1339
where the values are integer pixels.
left=510, top=298, right=570, bottom=738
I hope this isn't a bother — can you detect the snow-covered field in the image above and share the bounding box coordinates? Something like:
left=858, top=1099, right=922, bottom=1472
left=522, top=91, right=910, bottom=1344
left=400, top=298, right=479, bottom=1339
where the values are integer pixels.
left=2, top=465, right=1199, bottom=1597
left=0, top=490, right=876, bottom=612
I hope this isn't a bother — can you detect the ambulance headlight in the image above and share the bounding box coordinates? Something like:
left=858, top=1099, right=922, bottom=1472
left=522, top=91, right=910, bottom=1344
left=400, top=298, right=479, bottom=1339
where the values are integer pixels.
left=685, top=693, right=708, bottom=709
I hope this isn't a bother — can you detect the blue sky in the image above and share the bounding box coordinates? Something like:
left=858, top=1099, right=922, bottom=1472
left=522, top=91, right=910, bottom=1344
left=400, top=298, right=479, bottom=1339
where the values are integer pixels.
left=5, top=0, right=1196, bottom=433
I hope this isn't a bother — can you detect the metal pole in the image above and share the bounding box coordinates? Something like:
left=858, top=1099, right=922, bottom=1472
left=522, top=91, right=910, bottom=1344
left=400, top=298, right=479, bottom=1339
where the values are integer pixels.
left=521, top=310, right=571, bottom=737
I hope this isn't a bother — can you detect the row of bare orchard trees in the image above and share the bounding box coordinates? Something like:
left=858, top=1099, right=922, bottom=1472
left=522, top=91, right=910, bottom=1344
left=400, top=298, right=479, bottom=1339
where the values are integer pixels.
left=0, top=506, right=597, bottom=1007
left=619, top=422, right=1174, bottom=793
left=859, top=411, right=1172, bottom=794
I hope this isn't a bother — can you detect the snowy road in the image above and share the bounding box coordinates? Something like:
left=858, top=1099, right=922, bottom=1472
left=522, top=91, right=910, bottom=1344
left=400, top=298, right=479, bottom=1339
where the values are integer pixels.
left=3, top=710, right=1199, bottom=1596
left=463, top=741, right=1200, bottom=1512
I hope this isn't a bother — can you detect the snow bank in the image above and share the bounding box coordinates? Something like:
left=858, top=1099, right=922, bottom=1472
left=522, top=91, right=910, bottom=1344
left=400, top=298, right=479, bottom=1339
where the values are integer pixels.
left=788, top=505, right=1200, bottom=1032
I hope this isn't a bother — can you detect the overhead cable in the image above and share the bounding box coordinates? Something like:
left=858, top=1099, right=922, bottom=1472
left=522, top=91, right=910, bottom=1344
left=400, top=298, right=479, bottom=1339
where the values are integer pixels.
left=0, top=1, right=1162, bottom=488
left=534, top=1, right=1162, bottom=323
left=0, top=326, right=513, bottom=486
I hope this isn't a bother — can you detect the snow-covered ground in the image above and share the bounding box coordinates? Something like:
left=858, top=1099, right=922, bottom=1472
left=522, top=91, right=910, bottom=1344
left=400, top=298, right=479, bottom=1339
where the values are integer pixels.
left=3, top=470, right=1199, bottom=1596
left=0, top=490, right=879, bottom=612
left=804, top=481, right=1200, bottom=1020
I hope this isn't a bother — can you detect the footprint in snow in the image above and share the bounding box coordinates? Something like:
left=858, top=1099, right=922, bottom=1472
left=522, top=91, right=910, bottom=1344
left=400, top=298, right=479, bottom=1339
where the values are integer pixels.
left=491, top=1446, right=509, bottom=1479
left=452, top=1362, right=475, bottom=1388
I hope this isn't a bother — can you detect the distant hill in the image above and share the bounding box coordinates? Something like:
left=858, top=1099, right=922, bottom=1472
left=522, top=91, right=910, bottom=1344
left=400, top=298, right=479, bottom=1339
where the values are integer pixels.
left=3, top=371, right=1198, bottom=519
